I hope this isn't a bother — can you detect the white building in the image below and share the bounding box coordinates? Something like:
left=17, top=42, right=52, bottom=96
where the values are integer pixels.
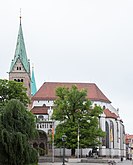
left=31, top=82, right=126, bottom=158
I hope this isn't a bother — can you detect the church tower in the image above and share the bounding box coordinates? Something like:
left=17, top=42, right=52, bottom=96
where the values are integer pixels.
left=9, top=16, right=31, bottom=98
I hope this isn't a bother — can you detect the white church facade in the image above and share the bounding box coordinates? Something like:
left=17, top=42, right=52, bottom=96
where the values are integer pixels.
left=31, top=82, right=126, bottom=158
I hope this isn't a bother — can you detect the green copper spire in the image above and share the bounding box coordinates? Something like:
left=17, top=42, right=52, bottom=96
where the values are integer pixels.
left=31, top=65, right=37, bottom=96
left=10, top=16, right=30, bottom=73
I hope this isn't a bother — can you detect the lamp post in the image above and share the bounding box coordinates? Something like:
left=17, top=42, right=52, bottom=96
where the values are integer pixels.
left=77, top=118, right=81, bottom=159
left=62, top=134, right=67, bottom=165
left=77, top=123, right=79, bottom=159
left=52, top=121, right=55, bottom=163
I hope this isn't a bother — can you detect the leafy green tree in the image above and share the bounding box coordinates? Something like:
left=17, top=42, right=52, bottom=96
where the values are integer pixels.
left=0, top=79, right=30, bottom=108
left=0, top=99, right=38, bottom=165
left=52, top=85, right=105, bottom=156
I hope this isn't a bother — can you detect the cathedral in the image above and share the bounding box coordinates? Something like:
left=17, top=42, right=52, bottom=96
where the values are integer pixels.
left=9, top=17, right=126, bottom=158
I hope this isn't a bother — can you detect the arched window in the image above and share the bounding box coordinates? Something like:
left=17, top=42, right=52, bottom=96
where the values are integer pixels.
left=17, top=67, right=21, bottom=70
left=116, top=122, right=119, bottom=143
left=110, top=120, right=114, bottom=148
left=37, top=124, right=39, bottom=128
left=105, top=121, right=109, bottom=148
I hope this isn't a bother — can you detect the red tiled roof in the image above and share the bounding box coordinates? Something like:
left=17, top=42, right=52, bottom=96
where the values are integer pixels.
left=31, top=106, right=48, bottom=114
left=125, top=134, right=133, bottom=144
left=126, top=134, right=133, bottom=139
left=104, top=109, right=118, bottom=119
left=32, top=82, right=111, bottom=103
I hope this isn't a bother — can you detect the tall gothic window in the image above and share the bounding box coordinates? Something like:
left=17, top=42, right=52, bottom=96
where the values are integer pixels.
left=105, top=121, right=109, bottom=148
left=122, top=125, right=125, bottom=144
left=116, top=122, right=119, bottom=143
left=110, top=120, right=114, bottom=148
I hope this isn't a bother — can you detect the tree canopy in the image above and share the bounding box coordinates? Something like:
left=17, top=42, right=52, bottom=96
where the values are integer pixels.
left=0, top=79, right=37, bottom=164
left=0, top=99, right=38, bottom=165
left=0, top=79, right=30, bottom=109
left=52, top=85, right=105, bottom=156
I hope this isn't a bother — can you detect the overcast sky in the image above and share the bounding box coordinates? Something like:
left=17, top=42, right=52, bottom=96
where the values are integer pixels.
left=0, top=0, right=133, bottom=134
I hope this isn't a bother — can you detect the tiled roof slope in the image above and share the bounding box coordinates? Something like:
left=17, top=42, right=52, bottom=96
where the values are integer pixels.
left=125, top=134, right=133, bottom=144
left=31, top=106, right=48, bottom=114
left=104, top=109, right=118, bottom=119
left=32, top=82, right=111, bottom=103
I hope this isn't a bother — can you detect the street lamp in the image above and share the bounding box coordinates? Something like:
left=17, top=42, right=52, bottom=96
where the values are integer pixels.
left=77, top=123, right=79, bottom=159
left=52, top=121, right=55, bottom=163
left=62, top=134, right=67, bottom=165
left=77, top=118, right=81, bottom=159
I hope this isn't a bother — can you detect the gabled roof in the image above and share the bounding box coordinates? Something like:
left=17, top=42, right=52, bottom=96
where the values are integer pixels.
left=31, top=66, right=37, bottom=96
left=10, top=18, right=30, bottom=73
left=104, top=108, right=118, bottom=119
left=32, top=82, right=111, bottom=103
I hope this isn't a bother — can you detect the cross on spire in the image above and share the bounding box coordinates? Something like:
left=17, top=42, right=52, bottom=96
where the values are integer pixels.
left=20, top=8, right=22, bottom=25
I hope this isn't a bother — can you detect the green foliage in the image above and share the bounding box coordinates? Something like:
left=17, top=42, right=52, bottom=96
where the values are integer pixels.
left=0, top=79, right=30, bottom=108
left=52, top=85, right=105, bottom=155
left=0, top=99, right=38, bottom=165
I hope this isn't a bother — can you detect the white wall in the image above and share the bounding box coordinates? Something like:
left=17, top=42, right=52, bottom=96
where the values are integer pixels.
left=32, top=98, right=126, bottom=157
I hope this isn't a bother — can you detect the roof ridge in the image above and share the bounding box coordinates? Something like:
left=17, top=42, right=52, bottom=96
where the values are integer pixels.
left=45, top=81, right=96, bottom=85
left=32, top=82, right=111, bottom=103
